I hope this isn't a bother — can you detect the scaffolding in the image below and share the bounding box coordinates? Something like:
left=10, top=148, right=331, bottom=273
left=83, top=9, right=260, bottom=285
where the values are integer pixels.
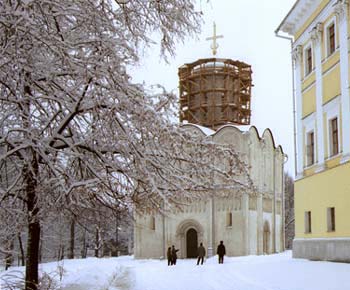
left=178, top=58, right=253, bottom=130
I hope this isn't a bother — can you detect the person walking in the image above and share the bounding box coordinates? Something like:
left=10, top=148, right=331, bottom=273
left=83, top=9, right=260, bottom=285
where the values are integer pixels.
left=167, top=247, right=172, bottom=266
left=171, top=245, right=179, bottom=265
left=197, top=243, right=206, bottom=265
left=217, top=240, right=226, bottom=264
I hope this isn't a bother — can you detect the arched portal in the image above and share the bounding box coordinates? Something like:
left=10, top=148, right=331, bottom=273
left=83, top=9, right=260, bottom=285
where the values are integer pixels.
left=175, top=219, right=204, bottom=259
left=186, top=228, right=198, bottom=258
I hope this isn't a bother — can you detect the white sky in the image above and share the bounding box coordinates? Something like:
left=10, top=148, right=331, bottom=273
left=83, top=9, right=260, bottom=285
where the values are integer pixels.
left=131, top=0, right=297, bottom=176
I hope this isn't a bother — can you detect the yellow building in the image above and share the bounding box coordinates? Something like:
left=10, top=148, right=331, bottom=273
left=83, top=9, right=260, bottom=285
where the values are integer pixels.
left=277, top=0, right=350, bottom=262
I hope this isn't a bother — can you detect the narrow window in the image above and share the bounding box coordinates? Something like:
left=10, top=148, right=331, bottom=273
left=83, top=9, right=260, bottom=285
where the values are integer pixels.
left=305, top=47, right=313, bottom=75
left=307, top=131, right=315, bottom=166
left=150, top=216, right=155, bottom=231
left=330, top=118, right=339, bottom=156
left=328, top=23, right=335, bottom=55
left=226, top=212, right=232, bottom=227
left=327, top=207, right=336, bottom=232
left=305, top=211, right=312, bottom=233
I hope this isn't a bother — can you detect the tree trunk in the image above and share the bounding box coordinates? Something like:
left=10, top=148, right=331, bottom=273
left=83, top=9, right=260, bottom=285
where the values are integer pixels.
left=25, top=220, right=40, bottom=290
left=5, top=238, right=14, bottom=270
left=94, top=227, right=99, bottom=258
left=18, top=233, right=25, bottom=266
left=81, top=228, right=87, bottom=258
left=24, top=157, right=40, bottom=290
left=68, top=217, right=75, bottom=259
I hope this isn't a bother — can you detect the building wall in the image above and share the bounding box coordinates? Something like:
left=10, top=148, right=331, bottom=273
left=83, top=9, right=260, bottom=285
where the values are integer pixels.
left=278, top=0, right=350, bottom=261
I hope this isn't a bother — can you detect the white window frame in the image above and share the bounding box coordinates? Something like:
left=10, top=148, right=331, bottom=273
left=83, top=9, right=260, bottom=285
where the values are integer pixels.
left=304, top=42, right=313, bottom=77
left=303, top=113, right=316, bottom=168
left=324, top=16, right=337, bottom=58
left=324, top=96, right=340, bottom=158
left=329, top=117, right=339, bottom=157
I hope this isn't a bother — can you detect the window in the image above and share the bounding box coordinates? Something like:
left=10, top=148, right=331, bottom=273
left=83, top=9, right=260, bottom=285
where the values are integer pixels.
left=304, top=46, right=313, bottom=76
left=327, top=23, right=335, bottom=55
left=305, top=211, right=312, bottom=233
left=306, top=131, right=315, bottom=166
left=150, top=216, right=155, bottom=230
left=330, top=118, right=339, bottom=156
left=226, top=212, right=232, bottom=227
left=327, top=207, right=335, bottom=232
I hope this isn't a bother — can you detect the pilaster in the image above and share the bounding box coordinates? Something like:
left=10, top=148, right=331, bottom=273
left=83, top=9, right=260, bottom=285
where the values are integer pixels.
left=257, top=193, right=263, bottom=254
left=335, top=0, right=350, bottom=163
left=311, top=23, right=325, bottom=171
left=293, top=45, right=304, bottom=178
left=242, top=194, right=249, bottom=255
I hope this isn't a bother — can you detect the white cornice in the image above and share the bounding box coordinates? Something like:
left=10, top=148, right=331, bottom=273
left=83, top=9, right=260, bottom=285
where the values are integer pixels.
left=277, top=0, right=323, bottom=36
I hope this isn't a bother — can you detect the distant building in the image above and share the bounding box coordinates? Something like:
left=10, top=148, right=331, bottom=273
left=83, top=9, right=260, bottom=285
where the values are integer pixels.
left=277, top=0, right=350, bottom=262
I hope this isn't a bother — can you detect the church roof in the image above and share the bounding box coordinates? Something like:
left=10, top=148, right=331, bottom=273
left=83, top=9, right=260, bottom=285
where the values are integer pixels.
left=181, top=123, right=285, bottom=155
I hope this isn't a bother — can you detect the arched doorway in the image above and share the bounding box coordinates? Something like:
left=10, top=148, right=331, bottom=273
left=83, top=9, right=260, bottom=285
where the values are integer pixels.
left=186, top=228, right=198, bottom=258
left=176, top=219, right=204, bottom=258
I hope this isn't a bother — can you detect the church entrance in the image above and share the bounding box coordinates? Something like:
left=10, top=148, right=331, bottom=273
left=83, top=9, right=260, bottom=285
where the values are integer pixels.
left=186, top=228, right=198, bottom=258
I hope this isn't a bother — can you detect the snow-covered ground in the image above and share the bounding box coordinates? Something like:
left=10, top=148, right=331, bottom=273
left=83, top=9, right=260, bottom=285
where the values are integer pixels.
left=1, top=251, right=350, bottom=290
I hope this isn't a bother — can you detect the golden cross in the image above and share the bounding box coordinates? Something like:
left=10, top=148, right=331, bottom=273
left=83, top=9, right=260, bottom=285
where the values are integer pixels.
left=206, top=22, right=224, bottom=56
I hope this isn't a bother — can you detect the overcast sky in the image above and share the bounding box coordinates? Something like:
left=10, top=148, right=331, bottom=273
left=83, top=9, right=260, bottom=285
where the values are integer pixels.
left=131, top=0, right=297, bottom=176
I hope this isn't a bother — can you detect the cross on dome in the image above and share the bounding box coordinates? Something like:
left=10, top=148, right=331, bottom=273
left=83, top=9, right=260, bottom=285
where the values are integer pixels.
left=206, top=22, right=224, bottom=56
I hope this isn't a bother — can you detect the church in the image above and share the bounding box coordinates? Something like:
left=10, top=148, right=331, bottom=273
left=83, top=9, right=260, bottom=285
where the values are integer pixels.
left=134, top=26, right=286, bottom=259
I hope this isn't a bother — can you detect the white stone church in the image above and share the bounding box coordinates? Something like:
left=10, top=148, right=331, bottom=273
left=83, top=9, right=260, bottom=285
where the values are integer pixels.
left=134, top=54, right=286, bottom=259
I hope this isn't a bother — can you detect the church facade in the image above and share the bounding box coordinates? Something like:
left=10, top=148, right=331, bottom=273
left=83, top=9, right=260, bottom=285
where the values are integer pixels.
left=134, top=124, right=286, bottom=259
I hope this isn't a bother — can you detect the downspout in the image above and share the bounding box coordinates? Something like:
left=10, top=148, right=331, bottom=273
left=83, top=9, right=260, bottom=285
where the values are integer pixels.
left=275, top=30, right=294, bottom=252
left=274, top=31, right=297, bottom=178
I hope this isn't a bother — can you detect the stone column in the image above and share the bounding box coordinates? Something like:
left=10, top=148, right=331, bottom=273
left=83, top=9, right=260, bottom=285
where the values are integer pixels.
left=208, top=197, right=214, bottom=257
left=257, top=193, right=263, bottom=255
left=311, top=23, right=325, bottom=171
left=242, top=194, right=249, bottom=255
left=335, top=0, right=350, bottom=163
left=292, top=45, right=304, bottom=178
left=272, top=152, right=276, bottom=253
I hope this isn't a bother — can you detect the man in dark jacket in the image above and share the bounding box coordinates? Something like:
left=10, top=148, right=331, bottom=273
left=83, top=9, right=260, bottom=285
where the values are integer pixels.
left=197, top=243, right=206, bottom=265
left=171, top=245, right=179, bottom=265
left=217, top=240, right=226, bottom=264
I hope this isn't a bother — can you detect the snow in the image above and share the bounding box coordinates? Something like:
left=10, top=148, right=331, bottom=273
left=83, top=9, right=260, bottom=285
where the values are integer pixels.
left=1, top=251, right=350, bottom=290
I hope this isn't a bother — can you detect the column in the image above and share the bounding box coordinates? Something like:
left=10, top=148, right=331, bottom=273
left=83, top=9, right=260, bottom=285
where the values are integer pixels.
left=335, top=0, right=350, bottom=162
left=311, top=23, right=325, bottom=171
left=293, top=45, right=304, bottom=178
left=257, top=193, right=263, bottom=255
left=242, top=194, right=249, bottom=255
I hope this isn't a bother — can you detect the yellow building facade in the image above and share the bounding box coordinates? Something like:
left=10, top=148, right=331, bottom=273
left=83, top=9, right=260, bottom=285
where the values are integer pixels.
left=277, top=0, right=350, bottom=262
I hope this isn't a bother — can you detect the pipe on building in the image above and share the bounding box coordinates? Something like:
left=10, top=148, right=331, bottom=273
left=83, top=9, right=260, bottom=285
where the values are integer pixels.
left=274, top=31, right=296, bottom=178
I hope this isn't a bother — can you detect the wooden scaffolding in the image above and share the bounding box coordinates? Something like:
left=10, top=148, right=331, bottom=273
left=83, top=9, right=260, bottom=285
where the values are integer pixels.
left=178, top=58, right=253, bottom=130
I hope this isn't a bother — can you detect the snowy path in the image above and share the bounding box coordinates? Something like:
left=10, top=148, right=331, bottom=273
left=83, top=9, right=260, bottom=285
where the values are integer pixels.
left=2, top=251, right=350, bottom=290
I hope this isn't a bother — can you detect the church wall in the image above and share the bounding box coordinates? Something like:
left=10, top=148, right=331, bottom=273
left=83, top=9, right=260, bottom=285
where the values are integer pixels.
left=134, top=214, right=164, bottom=258
left=214, top=207, right=245, bottom=256
left=249, top=210, right=258, bottom=255
left=134, top=124, right=285, bottom=259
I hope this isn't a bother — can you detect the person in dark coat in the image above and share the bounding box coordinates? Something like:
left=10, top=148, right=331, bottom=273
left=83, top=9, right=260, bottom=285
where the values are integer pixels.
left=197, top=242, right=206, bottom=265
left=217, top=240, right=226, bottom=264
left=167, top=247, right=172, bottom=266
left=171, top=245, right=179, bottom=265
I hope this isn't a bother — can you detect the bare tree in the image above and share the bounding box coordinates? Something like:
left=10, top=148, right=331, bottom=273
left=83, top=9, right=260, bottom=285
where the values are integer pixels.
left=284, top=173, right=294, bottom=249
left=0, top=1, right=252, bottom=289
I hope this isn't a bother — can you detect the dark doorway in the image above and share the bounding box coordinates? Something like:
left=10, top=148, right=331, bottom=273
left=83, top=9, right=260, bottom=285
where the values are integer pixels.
left=186, top=228, right=198, bottom=258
